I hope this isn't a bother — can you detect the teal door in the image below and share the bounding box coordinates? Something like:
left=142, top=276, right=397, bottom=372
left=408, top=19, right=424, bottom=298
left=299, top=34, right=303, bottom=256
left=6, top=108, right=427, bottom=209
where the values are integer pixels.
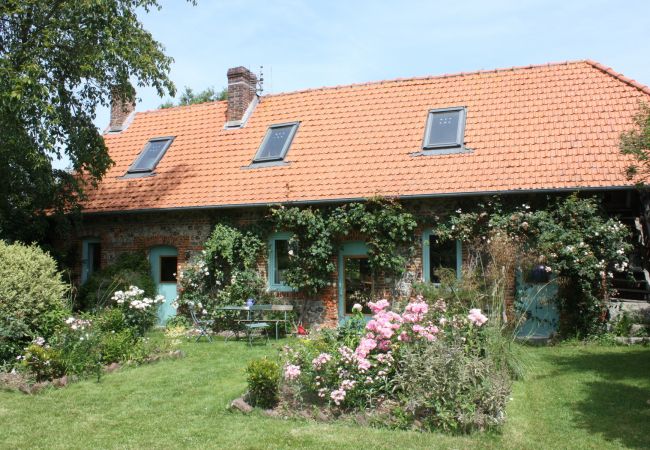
left=149, top=246, right=178, bottom=325
left=338, top=242, right=371, bottom=323
left=515, top=268, right=559, bottom=339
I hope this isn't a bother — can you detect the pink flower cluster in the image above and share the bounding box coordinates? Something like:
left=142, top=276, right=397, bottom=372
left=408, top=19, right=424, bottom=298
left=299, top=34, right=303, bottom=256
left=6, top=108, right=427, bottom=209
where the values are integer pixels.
left=402, top=296, right=429, bottom=323
left=330, top=388, right=346, bottom=405
left=467, top=308, right=488, bottom=327
left=312, top=353, right=332, bottom=370
left=411, top=323, right=440, bottom=341
left=284, top=363, right=301, bottom=381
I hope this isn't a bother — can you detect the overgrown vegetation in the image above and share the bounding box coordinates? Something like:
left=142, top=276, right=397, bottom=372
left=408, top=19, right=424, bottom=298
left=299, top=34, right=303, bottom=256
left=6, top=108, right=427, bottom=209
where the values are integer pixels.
left=276, top=287, right=513, bottom=433
left=432, top=195, right=631, bottom=337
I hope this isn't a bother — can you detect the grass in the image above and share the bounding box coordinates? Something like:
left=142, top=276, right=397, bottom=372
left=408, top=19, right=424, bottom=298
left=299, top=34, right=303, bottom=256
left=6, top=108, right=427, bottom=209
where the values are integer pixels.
left=1, top=338, right=649, bottom=449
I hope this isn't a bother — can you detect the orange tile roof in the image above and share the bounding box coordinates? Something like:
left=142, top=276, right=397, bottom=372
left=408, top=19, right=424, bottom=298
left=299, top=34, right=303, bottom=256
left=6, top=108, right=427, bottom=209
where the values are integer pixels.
left=83, top=60, right=650, bottom=213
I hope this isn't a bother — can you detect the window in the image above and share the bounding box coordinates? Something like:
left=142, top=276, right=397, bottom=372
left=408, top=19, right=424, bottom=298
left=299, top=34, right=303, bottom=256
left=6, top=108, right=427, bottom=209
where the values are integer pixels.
left=127, top=137, right=174, bottom=174
left=253, top=123, right=299, bottom=162
left=268, top=232, right=294, bottom=291
left=423, top=107, right=466, bottom=150
left=422, top=230, right=461, bottom=283
left=159, top=256, right=178, bottom=283
left=81, top=239, right=101, bottom=284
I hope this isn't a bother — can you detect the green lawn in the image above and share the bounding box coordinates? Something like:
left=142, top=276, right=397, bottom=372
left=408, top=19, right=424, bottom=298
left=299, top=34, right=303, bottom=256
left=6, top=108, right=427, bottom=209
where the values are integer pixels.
left=1, top=338, right=649, bottom=450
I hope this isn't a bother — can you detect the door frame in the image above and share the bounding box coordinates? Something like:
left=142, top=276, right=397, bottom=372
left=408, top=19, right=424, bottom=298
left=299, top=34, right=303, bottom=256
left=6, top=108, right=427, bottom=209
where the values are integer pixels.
left=149, top=245, right=179, bottom=325
left=337, top=241, right=369, bottom=323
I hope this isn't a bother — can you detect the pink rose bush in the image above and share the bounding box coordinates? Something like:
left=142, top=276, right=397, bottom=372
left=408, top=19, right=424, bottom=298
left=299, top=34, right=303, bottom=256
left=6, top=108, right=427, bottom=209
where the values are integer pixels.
left=281, top=295, right=491, bottom=412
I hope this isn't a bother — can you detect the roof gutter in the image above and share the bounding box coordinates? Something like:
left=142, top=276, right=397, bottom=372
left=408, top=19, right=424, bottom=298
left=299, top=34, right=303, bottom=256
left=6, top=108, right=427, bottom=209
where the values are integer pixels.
left=80, top=185, right=635, bottom=216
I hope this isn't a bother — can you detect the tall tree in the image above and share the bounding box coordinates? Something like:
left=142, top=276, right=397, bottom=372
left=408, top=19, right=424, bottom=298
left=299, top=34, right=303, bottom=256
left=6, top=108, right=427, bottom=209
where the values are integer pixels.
left=0, top=1, right=188, bottom=242
left=159, top=86, right=227, bottom=108
left=620, top=103, right=650, bottom=246
left=621, top=103, right=650, bottom=180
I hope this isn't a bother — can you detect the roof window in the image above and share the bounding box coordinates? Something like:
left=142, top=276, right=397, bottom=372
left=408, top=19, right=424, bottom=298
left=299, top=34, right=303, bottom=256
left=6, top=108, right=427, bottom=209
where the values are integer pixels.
left=127, top=137, right=174, bottom=174
left=423, top=107, right=466, bottom=150
left=253, top=123, right=299, bottom=163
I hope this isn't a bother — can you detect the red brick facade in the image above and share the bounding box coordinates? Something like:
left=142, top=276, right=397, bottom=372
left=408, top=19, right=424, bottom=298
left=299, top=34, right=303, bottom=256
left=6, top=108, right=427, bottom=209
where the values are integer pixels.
left=70, top=198, right=527, bottom=327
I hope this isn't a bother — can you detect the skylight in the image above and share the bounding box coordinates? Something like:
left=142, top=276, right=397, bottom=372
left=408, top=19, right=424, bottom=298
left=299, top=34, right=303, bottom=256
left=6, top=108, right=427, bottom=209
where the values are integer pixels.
left=128, top=137, right=174, bottom=174
left=423, top=107, right=466, bottom=150
left=253, top=123, right=299, bottom=163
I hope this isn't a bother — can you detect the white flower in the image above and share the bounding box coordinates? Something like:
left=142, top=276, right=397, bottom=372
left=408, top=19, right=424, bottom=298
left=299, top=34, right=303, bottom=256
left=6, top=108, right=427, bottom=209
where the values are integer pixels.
left=351, top=303, right=363, bottom=313
left=288, top=249, right=294, bottom=256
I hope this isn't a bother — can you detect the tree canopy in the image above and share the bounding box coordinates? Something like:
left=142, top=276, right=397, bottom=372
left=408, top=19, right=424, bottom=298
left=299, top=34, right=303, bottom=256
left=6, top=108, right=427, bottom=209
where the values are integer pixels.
left=0, top=1, right=186, bottom=243
left=159, top=86, right=227, bottom=108
left=621, top=103, right=650, bottom=182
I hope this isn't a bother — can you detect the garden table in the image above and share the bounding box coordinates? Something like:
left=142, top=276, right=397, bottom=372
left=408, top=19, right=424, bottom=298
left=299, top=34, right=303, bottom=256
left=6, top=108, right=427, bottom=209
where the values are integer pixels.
left=215, top=305, right=293, bottom=341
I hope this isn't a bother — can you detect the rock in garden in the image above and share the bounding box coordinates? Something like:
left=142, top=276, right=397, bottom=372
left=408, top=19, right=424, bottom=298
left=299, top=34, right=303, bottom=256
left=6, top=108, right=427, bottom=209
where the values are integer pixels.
left=230, top=397, right=253, bottom=414
left=169, top=350, right=185, bottom=359
left=30, top=381, right=51, bottom=394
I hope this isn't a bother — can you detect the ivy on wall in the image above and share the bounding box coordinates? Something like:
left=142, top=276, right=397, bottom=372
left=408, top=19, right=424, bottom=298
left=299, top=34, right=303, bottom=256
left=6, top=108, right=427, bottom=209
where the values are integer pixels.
left=271, top=197, right=417, bottom=296
left=431, top=194, right=632, bottom=336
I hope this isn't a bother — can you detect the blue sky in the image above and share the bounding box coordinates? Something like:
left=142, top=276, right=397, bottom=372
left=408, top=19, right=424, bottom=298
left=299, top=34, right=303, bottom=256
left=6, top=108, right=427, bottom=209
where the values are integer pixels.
left=56, top=0, right=650, bottom=168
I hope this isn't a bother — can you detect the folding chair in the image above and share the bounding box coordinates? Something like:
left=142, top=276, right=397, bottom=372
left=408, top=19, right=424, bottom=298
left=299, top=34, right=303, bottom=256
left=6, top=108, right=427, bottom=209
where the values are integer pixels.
left=190, top=307, right=214, bottom=342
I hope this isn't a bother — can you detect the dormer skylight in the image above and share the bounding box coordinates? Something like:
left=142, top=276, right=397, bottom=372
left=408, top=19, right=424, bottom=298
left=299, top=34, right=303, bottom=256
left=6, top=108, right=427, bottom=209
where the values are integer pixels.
left=423, top=107, right=466, bottom=150
left=127, top=136, right=174, bottom=175
left=253, top=122, right=299, bottom=163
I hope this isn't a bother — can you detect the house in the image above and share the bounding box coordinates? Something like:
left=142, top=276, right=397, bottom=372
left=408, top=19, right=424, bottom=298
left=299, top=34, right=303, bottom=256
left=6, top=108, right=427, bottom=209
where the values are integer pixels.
left=72, top=61, right=650, bottom=328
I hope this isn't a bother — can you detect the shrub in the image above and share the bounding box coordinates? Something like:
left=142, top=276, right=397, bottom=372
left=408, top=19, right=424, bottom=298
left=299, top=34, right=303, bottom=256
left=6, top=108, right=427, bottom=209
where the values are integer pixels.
left=246, top=357, right=280, bottom=408
left=0, top=241, right=68, bottom=364
left=278, top=296, right=513, bottom=432
left=0, top=316, right=31, bottom=365
left=165, top=315, right=190, bottom=328
left=99, top=329, right=136, bottom=364
left=77, top=252, right=155, bottom=311
left=95, top=308, right=129, bottom=334
left=19, top=342, right=66, bottom=381
left=395, top=341, right=510, bottom=432
left=111, top=286, right=164, bottom=336
left=54, top=317, right=103, bottom=379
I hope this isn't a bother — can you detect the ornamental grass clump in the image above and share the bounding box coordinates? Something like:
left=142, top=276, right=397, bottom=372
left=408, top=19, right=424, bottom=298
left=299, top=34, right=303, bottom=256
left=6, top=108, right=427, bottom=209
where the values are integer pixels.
left=277, top=296, right=511, bottom=433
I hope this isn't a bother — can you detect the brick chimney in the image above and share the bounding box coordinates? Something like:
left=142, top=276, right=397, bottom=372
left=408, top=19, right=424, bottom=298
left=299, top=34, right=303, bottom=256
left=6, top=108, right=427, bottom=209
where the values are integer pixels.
left=108, top=88, right=136, bottom=132
left=226, top=66, right=258, bottom=127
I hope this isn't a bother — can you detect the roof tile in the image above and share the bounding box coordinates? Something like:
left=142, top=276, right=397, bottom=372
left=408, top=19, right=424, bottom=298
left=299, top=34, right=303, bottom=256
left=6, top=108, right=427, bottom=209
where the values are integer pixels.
left=83, top=60, right=649, bottom=213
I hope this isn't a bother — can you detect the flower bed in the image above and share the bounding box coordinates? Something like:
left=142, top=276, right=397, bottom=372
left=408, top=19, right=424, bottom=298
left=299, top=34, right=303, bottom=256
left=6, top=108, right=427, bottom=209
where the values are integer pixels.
left=254, top=296, right=511, bottom=433
left=2, top=286, right=178, bottom=393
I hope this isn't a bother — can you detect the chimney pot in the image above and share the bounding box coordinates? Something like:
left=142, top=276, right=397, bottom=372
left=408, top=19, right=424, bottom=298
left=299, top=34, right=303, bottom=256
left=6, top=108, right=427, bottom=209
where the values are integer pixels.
left=226, top=66, right=258, bottom=127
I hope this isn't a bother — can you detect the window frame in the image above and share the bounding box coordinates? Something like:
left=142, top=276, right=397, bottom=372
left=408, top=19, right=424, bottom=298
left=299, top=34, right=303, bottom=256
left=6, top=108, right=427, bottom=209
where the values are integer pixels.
left=159, top=255, right=178, bottom=283
left=253, top=122, right=299, bottom=163
left=127, top=136, right=175, bottom=174
left=421, top=107, right=466, bottom=151
left=422, top=229, right=462, bottom=284
left=267, top=232, right=295, bottom=292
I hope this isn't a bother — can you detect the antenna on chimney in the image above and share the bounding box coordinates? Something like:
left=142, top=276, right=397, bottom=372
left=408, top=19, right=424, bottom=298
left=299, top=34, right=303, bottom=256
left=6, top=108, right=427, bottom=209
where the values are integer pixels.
left=256, top=65, right=264, bottom=95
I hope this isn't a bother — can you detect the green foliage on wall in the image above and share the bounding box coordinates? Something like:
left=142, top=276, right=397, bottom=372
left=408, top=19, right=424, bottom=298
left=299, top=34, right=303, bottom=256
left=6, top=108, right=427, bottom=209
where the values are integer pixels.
left=432, top=194, right=632, bottom=336
left=271, top=197, right=417, bottom=295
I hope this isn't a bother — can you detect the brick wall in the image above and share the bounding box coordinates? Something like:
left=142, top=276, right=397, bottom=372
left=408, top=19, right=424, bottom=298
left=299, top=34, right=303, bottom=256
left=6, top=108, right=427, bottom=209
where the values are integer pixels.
left=71, top=197, right=520, bottom=327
